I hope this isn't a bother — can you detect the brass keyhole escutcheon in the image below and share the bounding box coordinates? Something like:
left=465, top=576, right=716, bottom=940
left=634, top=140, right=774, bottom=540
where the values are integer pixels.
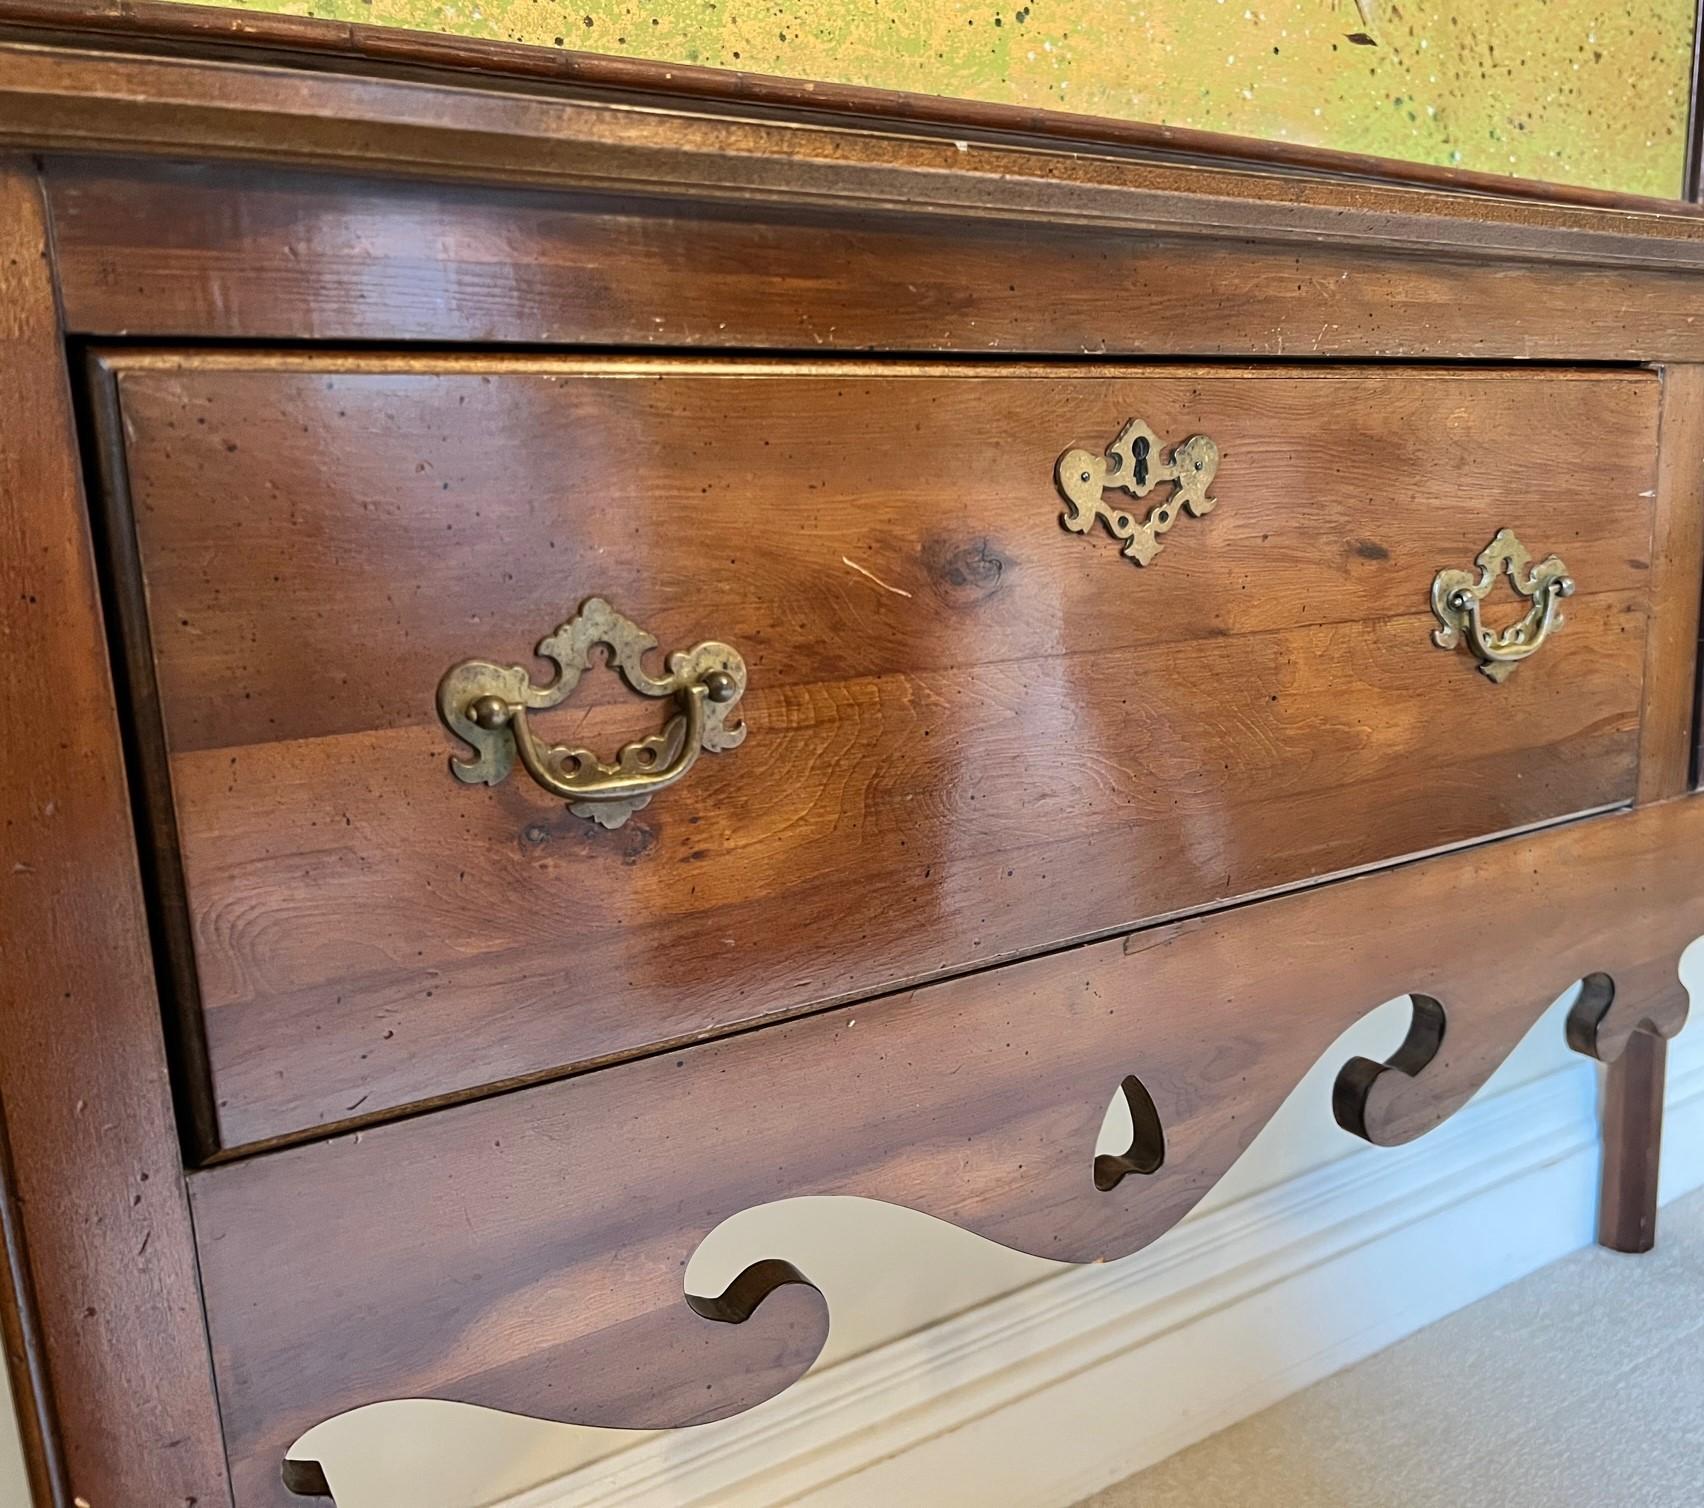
left=1056, top=417, right=1220, bottom=567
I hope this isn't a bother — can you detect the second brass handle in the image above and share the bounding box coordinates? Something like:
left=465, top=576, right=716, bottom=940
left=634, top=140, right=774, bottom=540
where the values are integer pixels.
left=1430, top=528, right=1574, bottom=683
left=439, top=597, right=746, bottom=829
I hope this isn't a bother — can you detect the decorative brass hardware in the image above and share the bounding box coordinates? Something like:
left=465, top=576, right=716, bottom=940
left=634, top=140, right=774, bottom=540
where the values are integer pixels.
left=1430, top=529, right=1574, bottom=683
left=438, top=598, right=746, bottom=829
left=1056, top=418, right=1219, bottom=566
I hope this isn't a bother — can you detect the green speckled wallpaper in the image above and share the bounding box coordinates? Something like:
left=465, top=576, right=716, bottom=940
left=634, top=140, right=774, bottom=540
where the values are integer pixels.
left=188, top=1, right=1695, bottom=196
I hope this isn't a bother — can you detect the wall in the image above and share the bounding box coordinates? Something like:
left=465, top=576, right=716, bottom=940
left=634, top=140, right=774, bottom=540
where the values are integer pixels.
left=0, top=1366, right=25, bottom=1506
left=181, top=0, right=1696, bottom=195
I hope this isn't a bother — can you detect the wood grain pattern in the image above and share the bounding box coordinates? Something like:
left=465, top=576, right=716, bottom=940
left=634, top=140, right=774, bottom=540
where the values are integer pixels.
left=1637, top=365, right=1704, bottom=803
left=188, top=795, right=1700, bottom=1508
left=97, top=357, right=1659, bottom=1149
left=5, top=0, right=1699, bottom=217
left=0, top=159, right=230, bottom=1508
left=45, top=160, right=1704, bottom=360
left=0, top=15, right=1692, bottom=1501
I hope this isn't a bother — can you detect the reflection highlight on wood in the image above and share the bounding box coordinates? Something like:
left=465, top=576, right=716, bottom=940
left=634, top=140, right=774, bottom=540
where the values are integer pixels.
left=47, top=160, right=1704, bottom=362
left=96, top=357, right=1657, bottom=1150
left=183, top=797, right=1701, bottom=1507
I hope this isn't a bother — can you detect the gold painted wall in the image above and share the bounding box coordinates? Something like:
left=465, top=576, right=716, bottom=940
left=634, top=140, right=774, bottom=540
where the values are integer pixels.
left=186, top=1, right=1694, bottom=196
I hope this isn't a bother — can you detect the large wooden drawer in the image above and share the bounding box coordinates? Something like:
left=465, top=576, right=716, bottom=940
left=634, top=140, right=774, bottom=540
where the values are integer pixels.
left=92, top=355, right=1659, bottom=1150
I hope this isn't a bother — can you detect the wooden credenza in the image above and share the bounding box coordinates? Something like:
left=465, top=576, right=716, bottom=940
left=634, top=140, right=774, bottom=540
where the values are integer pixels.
left=2, top=5, right=1702, bottom=1505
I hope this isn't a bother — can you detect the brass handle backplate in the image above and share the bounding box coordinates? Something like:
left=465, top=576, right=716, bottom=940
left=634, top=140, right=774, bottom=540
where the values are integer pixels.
left=1056, top=418, right=1219, bottom=567
left=438, top=597, right=746, bottom=829
left=1430, top=528, right=1574, bottom=683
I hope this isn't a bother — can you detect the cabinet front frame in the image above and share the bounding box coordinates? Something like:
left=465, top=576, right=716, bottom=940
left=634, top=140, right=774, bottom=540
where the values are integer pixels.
left=3, top=9, right=1704, bottom=1501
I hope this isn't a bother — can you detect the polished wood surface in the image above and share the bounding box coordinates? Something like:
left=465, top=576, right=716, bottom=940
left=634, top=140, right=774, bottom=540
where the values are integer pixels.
left=0, top=160, right=230, bottom=1508
left=44, top=159, right=1704, bottom=362
left=5, top=0, right=1700, bottom=217
left=99, top=357, right=1658, bottom=1149
left=10, top=39, right=1704, bottom=281
left=189, top=795, right=1698, bottom=1506
left=1597, top=1029, right=1669, bottom=1253
left=0, top=16, right=1699, bottom=1504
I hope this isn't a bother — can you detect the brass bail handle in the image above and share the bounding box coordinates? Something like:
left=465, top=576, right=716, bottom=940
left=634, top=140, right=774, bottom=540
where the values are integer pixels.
left=1430, top=529, right=1574, bottom=683
left=438, top=597, right=747, bottom=830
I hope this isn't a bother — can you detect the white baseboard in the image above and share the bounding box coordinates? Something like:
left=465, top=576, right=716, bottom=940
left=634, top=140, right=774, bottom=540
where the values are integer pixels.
left=507, top=1053, right=1704, bottom=1508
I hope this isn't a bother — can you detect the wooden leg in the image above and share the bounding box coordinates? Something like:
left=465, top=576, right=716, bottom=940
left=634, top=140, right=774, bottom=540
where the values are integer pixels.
left=1598, top=1026, right=1668, bottom=1254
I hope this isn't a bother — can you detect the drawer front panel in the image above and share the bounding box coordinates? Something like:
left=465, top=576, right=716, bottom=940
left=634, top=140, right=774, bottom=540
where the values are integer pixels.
left=101, top=357, right=1658, bottom=1147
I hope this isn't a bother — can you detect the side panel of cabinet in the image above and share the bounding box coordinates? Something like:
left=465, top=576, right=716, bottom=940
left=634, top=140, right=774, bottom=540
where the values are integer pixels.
left=0, top=159, right=230, bottom=1508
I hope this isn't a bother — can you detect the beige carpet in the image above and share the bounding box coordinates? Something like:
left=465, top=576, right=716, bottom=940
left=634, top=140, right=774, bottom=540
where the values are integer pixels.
left=1077, top=1187, right=1704, bottom=1507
